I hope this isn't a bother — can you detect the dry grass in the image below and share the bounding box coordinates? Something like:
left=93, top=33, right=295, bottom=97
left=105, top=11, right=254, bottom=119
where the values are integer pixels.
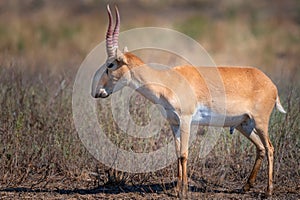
left=0, top=0, right=299, bottom=199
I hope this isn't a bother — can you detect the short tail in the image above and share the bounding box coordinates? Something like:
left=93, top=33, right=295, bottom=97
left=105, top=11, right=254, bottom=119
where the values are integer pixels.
left=275, top=96, right=286, bottom=113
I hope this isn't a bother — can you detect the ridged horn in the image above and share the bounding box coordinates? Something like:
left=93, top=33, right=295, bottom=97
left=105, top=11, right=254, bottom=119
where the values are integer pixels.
left=106, top=5, right=114, bottom=58
left=113, top=5, right=120, bottom=49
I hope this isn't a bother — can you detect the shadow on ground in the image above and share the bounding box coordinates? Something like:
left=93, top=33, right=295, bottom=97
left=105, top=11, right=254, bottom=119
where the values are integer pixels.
left=0, top=180, right=246, bottom=197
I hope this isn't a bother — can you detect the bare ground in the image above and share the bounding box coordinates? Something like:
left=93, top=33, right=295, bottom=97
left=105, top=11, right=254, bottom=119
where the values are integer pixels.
left=1, top=172, right=299, bottom=199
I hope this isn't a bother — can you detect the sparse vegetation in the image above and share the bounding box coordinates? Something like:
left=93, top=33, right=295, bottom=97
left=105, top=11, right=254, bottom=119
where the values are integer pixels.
left=0, top=0, right=299, bottom=199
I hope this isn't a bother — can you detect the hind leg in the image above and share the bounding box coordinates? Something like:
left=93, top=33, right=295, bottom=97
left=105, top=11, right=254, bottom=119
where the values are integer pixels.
left=255, top=123, right=274, bottom=196
left=236, top=124, right=266, bottom=191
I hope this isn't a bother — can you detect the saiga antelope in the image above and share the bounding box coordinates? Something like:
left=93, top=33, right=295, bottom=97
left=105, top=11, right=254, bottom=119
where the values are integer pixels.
left=91, top=5, right=286, bottom=197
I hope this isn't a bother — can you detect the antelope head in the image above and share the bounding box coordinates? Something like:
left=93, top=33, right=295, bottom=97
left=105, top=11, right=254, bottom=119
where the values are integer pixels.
left=92, top=5, right=141, bottom=98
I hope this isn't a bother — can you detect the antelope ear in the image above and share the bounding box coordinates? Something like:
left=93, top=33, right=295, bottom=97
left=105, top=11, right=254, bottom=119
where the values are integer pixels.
left=123, top=46, right=128, bottom=53
left=116, top=48, right=128, bottom=64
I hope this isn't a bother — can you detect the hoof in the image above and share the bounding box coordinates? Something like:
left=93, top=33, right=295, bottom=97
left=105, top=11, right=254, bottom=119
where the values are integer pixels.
left=243, top=183, right=252, bottom=192
left=179, top=191, right=187, bottom=199
left=265, top=191, right=272, bottom=197
left=175, top=189, right=180, bottom=198
left=265, top=186, right=273, bottom=197
left=177, top=184, right=188, bottom=199
left=175, top=181, right=182, bottom=197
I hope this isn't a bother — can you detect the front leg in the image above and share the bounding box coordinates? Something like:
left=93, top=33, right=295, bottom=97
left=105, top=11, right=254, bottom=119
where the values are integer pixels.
left=176, top=157, right=182, bottom=194
left=170, top=124, right=182, bottom=195
left=179, top=116, right=192, bottom=197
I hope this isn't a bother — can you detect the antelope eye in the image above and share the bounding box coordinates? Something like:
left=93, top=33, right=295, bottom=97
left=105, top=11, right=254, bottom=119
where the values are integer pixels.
left=107, top=63, right=114, bottom=69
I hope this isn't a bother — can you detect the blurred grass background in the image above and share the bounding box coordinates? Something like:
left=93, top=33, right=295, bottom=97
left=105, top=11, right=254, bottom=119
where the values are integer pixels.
left=0, top=0, right=299, bottom=199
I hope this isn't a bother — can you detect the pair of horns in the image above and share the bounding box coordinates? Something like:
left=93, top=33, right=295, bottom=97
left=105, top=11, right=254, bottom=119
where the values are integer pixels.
left=106, top=5, right=120, bottom=58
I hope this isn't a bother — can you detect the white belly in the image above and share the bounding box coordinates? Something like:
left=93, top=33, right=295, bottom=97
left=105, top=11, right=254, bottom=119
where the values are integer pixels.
left=192, top=105, right=247, bottom=127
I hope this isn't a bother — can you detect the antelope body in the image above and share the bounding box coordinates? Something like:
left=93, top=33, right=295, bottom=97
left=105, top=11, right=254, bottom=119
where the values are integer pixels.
left=92, top=5, right=286, bottom=197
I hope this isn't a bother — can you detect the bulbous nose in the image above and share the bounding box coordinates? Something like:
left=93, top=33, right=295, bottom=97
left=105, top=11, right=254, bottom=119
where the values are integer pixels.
left=93, top=88, right=110, bottom=98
